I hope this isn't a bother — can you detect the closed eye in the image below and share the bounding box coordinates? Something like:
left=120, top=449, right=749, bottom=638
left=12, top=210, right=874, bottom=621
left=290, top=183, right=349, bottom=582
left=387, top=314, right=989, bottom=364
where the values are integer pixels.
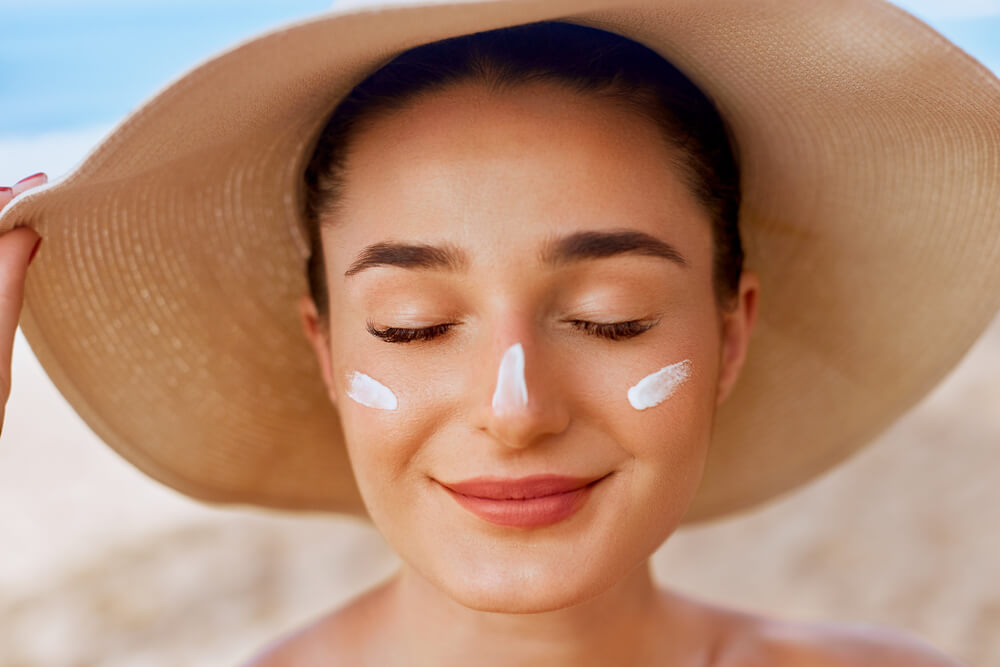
left=366, top=321, right=455, bottom=343
left=568, top=319, right=658, bottom=340
left=366, top=319, right=658, bottom=344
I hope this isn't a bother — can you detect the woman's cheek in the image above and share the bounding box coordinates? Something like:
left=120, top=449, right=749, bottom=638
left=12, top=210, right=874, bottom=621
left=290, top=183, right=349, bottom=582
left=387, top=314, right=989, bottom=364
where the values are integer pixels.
left=625, top=358, right=693, bottom=410
left=617, top=313, right=723, bottom=454
left=335, top=366, right=409, bottom=497
left=597, top=339, right=717, bottom=463
left=336, top=364, right=446, bottom=486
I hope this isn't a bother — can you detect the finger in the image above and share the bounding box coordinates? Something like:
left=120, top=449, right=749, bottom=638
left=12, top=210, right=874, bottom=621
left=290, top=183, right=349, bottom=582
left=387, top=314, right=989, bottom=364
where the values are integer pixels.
left=0, top=227, right=42, bottom=401
left=11, top=172, right=48, bottom=197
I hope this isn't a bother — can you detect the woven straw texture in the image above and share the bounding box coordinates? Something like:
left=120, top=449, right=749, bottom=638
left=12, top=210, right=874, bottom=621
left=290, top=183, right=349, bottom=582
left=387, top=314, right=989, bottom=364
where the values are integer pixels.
left=1, top=0, right=999, bottom=523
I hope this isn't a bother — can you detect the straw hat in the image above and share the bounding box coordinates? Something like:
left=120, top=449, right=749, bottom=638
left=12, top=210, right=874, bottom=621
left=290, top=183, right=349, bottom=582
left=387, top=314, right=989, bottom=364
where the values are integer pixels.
left=3, top=0, right=999, bottom=524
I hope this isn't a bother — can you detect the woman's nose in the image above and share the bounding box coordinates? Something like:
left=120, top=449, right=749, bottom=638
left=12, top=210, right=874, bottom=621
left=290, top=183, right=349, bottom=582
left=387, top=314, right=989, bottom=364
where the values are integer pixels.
left=475, top=341, right=570, bottom=449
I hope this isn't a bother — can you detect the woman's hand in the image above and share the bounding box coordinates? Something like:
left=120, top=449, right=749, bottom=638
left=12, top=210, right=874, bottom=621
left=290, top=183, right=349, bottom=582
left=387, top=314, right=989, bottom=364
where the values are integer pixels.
left=0, top=172, right=47, bottom=436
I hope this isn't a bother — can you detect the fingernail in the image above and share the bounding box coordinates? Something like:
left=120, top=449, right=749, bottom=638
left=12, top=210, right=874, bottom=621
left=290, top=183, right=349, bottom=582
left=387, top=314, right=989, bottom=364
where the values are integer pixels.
left=16, top=172, right=47, bottom=185
left=29, top=238, right=42, bottom=266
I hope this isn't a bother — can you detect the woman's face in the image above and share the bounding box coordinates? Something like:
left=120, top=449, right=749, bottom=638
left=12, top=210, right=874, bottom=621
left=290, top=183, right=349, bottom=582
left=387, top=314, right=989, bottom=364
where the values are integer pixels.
left=299, top=80, right=757, bottom=613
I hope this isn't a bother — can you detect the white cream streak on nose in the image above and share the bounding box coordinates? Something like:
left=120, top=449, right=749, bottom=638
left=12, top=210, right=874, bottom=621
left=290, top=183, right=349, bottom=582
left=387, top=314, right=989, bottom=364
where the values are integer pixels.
left=346, top=371, right=398, bottom=410
left=491, top=343, right=528, bottom=413
left=627, top=359, right=692, bottom=410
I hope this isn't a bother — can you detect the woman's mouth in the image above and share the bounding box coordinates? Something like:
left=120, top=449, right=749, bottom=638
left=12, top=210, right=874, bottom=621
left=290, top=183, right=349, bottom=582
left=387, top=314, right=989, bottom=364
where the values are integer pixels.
left=437, top=473, right=608, bottom=528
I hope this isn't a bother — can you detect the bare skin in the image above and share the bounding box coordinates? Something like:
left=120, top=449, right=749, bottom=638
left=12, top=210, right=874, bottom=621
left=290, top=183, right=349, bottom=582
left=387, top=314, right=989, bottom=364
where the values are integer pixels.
left=249, top=568, right=964, bottom=666
left=251, top=81, right=964, bottom=666
left=0, top=151, right=961, bottom=665
left=0, top=170, right=959, bottom=665
left=0, top=172, right=46, bottom=436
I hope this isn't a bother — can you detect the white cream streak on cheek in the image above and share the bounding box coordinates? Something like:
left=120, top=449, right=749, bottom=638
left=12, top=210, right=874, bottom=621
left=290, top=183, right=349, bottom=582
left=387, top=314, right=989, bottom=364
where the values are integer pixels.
left=491, top=343, right=528, bottom=413
left=627, top=359, right=692, bottom=410
left=346, top=371, right=398, bottom=410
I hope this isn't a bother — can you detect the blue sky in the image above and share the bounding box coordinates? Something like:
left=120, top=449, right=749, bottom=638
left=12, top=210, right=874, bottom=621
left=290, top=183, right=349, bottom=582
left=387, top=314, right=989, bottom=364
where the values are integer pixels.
left=0, top=0, right=998, bottom=182
left=0, top=1, right=331, bottom=136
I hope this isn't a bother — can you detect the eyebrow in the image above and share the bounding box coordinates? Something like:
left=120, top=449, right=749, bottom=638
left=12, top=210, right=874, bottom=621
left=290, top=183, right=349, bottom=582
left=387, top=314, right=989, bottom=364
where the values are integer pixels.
left=344, top=229, right=687, bottom=277
left=344, top=241, right=467, bottom=276
left=539, top=229, right=688, bottom=268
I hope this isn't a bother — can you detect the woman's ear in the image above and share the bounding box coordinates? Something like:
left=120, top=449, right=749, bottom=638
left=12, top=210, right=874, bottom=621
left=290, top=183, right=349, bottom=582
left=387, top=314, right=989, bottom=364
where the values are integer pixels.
left=715, top=269, right=759, bottom=406
left=297, top=294, right=338, bottom=407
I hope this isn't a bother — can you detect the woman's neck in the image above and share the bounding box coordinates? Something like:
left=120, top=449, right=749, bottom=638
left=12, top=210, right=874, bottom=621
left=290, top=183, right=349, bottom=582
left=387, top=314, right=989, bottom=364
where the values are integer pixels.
left=363, top=559, right=691, bottom=667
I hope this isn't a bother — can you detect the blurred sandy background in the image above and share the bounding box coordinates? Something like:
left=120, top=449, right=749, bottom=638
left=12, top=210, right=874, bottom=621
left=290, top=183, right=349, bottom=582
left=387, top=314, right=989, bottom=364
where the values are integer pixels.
left=2, top=280, right=998, bottom=667
left=3, top=3, right=999, bottom=666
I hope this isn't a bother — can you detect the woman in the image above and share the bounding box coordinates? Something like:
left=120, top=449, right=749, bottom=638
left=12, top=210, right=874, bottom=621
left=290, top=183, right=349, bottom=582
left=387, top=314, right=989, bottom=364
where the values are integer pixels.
left=2, top=1, right=997, bottom=664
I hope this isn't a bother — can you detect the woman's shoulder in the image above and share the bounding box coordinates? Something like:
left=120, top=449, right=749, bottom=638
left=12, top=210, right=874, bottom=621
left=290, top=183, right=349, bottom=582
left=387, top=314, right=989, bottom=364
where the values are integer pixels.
left=241, top=582, right=387, bottom=667
left=240, top=617, right=341, bottom=667
left=685, top=594, right=966, bottom=667
left=247, top=585, right=964, bottom=667
left=724, top=618, right=964, bottom=666
left=240, top=610, right=354, bottom=667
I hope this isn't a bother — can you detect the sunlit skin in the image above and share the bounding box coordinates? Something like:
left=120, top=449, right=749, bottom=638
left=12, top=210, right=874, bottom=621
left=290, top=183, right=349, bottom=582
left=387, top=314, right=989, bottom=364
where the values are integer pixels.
left=0, top=89, right=957, bottom=667
left=285, top=81, right=957, bottom=665
left=294, top=79, right=752, bottom=664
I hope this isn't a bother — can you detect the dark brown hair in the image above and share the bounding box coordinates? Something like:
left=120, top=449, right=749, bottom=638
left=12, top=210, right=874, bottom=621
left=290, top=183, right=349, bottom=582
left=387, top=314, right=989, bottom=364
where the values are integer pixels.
left=302, top=20, right=743, bottom=328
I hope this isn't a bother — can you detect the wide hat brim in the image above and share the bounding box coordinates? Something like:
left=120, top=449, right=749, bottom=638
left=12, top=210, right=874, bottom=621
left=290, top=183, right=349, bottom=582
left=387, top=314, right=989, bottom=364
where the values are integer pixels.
left=3, top=0, right=999, bottom=524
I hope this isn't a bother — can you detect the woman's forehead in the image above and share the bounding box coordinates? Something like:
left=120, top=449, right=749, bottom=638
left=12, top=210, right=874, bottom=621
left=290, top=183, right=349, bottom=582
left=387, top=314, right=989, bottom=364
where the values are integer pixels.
left=346, top=79, right=675, bottom=171
left=328, top=81, right=711, bottom=260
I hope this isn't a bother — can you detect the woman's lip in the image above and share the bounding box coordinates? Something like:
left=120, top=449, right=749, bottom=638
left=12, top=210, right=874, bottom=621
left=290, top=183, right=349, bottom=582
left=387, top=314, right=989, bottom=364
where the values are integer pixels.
left=437, top=474, right=609, bottom=528
left=437, top=473, right=607, bottom=500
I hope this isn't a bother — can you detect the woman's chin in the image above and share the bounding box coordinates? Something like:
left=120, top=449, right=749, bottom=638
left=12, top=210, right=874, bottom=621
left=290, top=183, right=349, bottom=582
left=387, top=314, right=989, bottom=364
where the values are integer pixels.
left=446, top=578, right=601, bottom=614
left=429, top=554, right=624, bottom=614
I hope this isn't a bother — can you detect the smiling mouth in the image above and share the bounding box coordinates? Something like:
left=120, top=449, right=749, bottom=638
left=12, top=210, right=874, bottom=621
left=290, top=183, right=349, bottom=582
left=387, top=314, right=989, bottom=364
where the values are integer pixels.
left=437, top=473, right=610, bottom=528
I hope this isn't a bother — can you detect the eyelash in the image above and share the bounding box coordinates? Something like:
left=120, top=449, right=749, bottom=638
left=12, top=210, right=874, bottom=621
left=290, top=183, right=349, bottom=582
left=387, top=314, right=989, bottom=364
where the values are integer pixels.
left=366, top=322, right=454, bottom=344
left=365, top=319, right=657, bottom=344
